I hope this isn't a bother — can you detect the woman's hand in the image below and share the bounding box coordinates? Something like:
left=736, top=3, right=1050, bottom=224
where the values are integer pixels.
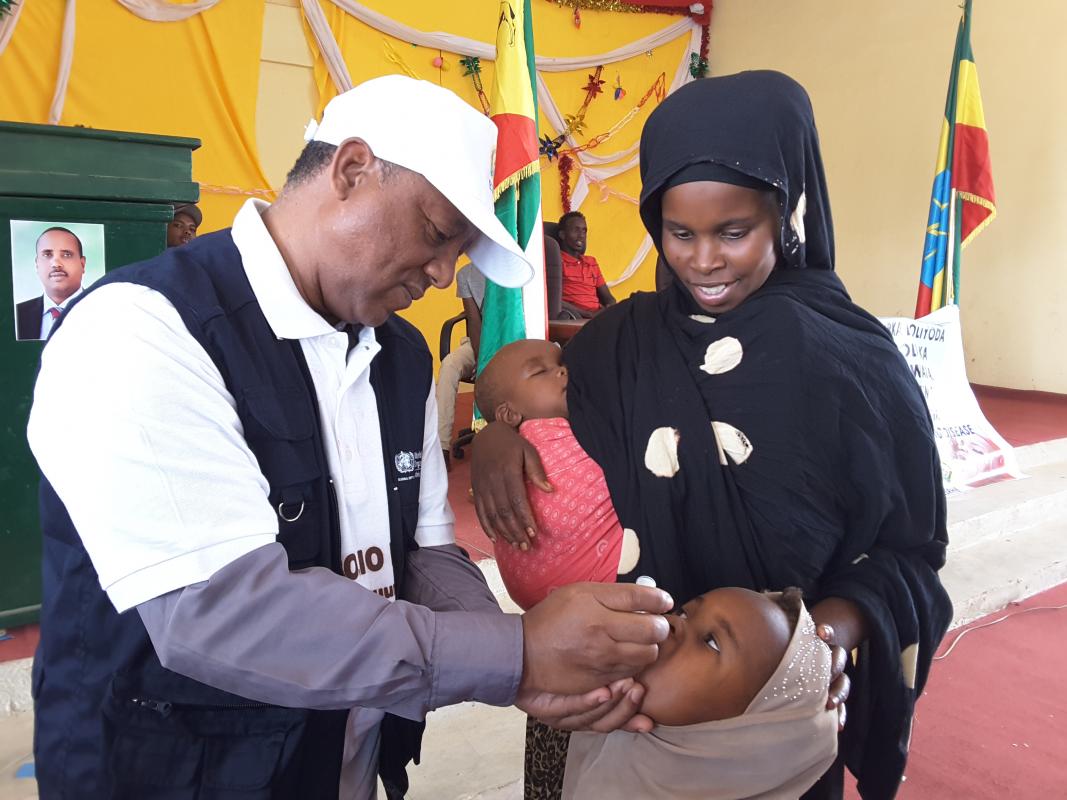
left=816, top=624, right=851, bottom=731
left=810, top=597, right=868, bottom=731
left=471, top=421, right=552, bottom=549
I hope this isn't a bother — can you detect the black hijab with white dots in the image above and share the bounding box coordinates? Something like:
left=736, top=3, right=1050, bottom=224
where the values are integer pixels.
left=565, top=72, right=952, bottom=800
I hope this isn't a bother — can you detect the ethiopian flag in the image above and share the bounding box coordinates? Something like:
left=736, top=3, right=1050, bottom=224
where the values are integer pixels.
left=916, top=0, right=996, bottom=318
left=476, top=0, right=546, bottom=393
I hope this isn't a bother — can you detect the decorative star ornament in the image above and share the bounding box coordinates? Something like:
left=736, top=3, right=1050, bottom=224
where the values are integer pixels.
left=459, top=56, right=481, bottom=76
left=539, top=134, right=564, bottom=162
left=564, top=113, right=587, bottom=136
left=582, top=72, right=606, bottom=98
left=689, top=52, right=709, bottom=79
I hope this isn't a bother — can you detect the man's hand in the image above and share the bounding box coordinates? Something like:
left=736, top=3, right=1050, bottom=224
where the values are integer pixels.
left=516, top=678, right=654, bottom=733
left=471, top=421, right=551, bottom=549
left=520, top=582, right=673, bottom=697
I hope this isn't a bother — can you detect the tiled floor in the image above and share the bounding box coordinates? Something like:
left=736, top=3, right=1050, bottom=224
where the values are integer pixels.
left=0, top=712, right=34, bottom=800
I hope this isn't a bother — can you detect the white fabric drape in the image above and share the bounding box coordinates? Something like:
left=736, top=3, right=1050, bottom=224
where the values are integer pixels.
left=301, top=0, right=354, bottom=93
left=116, top=0, right=221, bottom=22
left=49, top=0, right=77, bottom=124
left=0, top=0, right=26, bottom=58
left=610, top=233, right=655, bottom=288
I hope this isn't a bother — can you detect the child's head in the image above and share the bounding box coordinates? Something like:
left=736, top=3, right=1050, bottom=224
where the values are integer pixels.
left=562, top=586, right=838, bottom=800
left=637, top=587, right=826, bottom=726
left=475, top=339, right=568, bottom=426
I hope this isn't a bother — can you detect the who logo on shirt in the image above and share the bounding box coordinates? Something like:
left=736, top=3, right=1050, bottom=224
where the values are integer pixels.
left=394, top=450, right=422, bottom=482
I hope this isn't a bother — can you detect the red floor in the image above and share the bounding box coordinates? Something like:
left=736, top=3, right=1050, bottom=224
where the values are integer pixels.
left=971, top=384, right=1067, bottom=447
left=846, top=581, right=1067, bottom=798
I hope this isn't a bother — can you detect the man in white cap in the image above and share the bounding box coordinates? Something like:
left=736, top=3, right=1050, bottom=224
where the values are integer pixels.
left=28, top=76, right=670, bottom=799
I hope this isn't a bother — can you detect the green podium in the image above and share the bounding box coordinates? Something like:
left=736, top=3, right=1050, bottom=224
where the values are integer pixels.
left=0, top=122, right=200, bottom=627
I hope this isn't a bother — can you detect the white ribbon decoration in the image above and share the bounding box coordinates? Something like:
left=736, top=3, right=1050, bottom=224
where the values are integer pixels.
left=301, top=0, right=354, bottom=92
left=116, top=0, right=222, bottom=22
left=48, top=0, right=77, bottom=124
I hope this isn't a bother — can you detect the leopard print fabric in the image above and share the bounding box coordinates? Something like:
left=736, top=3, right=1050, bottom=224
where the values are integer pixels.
left=524, top=717, right=571, bottom=800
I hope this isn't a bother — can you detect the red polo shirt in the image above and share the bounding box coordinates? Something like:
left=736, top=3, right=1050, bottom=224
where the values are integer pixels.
left=560, top=251, right=606, bottom=312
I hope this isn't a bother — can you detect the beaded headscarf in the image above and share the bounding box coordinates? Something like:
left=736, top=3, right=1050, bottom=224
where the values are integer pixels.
left=563, top=598, right=838, bottom=800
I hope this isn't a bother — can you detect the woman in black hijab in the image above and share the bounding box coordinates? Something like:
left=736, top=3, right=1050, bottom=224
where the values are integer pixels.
left=474, top=71, right=951, bottom=799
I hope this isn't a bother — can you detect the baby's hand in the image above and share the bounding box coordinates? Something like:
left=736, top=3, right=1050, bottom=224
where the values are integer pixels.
left=816, top=623, right=850, bottom=732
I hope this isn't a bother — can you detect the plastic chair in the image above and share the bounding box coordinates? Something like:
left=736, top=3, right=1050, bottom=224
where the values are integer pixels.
left=543, top=223, right=566, bottom=320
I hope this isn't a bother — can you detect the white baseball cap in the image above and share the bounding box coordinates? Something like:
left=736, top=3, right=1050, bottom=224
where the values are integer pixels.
left=304, top=75, right=534, bottom=289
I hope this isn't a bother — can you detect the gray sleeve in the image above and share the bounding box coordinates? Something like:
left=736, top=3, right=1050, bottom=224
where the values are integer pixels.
left=456, top=265, right=473, bottom=299
left=137, top=542, right=523, bottom=720
left=402, top=543, right=501, bottom=613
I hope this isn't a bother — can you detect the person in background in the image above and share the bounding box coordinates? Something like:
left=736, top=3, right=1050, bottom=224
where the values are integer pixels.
left=167, top=202, right=202, bottom=247
left=557, top=211, right=615, bottom=318
left=16, top=226, right=86, bottom=341
left=435, top=261, right=485, bottom=468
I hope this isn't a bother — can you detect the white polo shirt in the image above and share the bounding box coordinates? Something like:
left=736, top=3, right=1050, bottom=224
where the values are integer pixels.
left=28, top=198, right=454, bottom=613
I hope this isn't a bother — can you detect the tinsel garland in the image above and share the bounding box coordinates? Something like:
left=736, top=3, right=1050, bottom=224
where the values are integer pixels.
left=558, top=154, right=575, bottom=213
left=590, top=177, right=638, bottom=204
left=565, top=71, right=665, bottom=156
left=459, top=55, right=491, bottom=115
left=552, top=0, right=681, bottom=13
left=547, top=0, right=712, bottom=79
left=689, top=52, right=708, bottom=78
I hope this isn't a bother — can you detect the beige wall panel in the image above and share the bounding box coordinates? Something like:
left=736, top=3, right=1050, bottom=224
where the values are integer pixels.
left=709, top=0, right=1067, bottom=392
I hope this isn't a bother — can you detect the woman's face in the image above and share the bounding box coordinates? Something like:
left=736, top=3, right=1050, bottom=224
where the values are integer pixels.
left=660, top=181, right=779, bottom=314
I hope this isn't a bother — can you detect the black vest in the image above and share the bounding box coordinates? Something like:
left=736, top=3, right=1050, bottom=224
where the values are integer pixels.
left=33, top=230, right=430, bottom=799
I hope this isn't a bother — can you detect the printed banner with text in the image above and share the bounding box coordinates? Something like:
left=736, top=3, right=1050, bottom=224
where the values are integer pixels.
left=880, top=306, right=1022, bottom=493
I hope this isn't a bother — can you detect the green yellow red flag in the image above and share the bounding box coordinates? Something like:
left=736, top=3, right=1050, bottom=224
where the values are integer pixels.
left=916, top=0, right=996, bottom=318
left=476, top=0, right=546, bottom=411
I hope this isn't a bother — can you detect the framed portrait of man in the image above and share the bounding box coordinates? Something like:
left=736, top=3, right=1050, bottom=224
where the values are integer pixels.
left=10, top=220, right=106, bottom=341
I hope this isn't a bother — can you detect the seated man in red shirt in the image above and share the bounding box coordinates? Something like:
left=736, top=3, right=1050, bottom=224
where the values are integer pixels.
left=557, top=211, right=616, bottom=318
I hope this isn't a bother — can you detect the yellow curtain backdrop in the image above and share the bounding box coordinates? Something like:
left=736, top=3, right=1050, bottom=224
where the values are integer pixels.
left=0, top=0, right=271, bottom=232
left=0, top=0, right=66, bottom=123
left=300, top=0, right=687, bottom=345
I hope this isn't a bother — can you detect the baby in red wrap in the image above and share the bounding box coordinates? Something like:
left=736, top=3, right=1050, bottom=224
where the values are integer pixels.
left=475, top=338, right=627, bottom=610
